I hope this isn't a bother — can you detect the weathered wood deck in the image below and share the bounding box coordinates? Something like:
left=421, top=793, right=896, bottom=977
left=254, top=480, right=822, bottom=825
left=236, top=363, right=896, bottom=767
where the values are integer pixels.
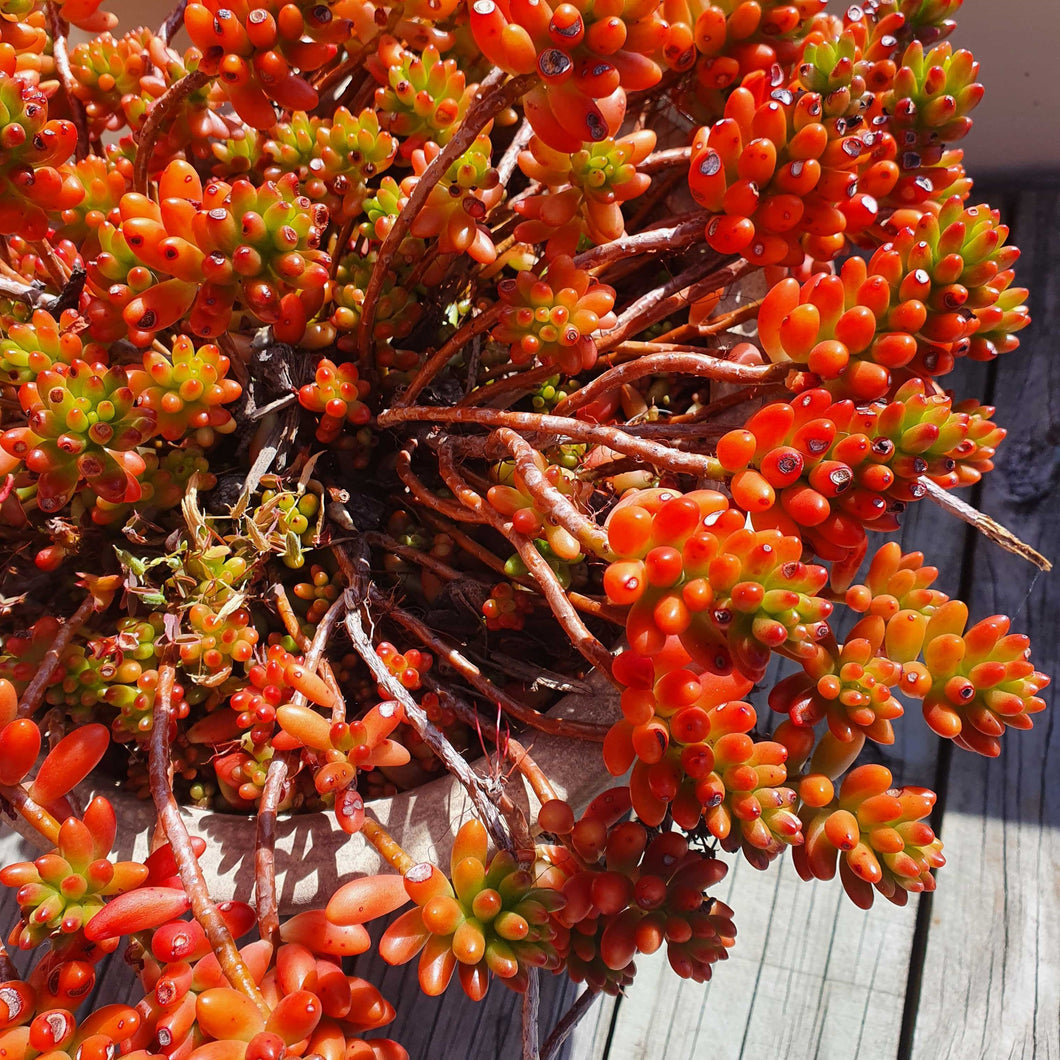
left=1, top=185, right=1056, bottom=1059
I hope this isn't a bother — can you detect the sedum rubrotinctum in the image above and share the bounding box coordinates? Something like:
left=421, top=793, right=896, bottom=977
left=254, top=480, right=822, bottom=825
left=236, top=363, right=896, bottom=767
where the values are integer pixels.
left=0, top=0, right=1048, bottom=1056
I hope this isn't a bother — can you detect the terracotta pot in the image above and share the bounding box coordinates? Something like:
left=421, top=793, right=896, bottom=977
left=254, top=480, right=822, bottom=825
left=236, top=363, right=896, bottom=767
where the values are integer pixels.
left=104, top=670, right=619, bottom=913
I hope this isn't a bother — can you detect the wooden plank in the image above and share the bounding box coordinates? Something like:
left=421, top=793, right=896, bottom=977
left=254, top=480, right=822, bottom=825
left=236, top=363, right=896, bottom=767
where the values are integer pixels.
left=571, top=375, right=998, bottom=1060
left=909, top=186, right=1060, bottom=1060
left=583, top=846, right=921, bottom=1060
left=353, top=936, right=580, bottom=1058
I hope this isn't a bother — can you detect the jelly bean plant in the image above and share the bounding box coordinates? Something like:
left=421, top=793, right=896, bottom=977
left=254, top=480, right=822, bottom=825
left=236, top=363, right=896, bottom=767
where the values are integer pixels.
left=0, top=0, right=1051, bottom=1057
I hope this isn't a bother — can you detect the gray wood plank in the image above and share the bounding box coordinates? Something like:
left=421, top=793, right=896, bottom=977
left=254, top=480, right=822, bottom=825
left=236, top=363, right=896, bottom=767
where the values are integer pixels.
left=352, top=925, right=580, bottom=1059
left=576, top=840, right=921, bottom=1060
left=569, top=357, right=996, bottom=1060
left=909, top=187, right=1060, bottom=1060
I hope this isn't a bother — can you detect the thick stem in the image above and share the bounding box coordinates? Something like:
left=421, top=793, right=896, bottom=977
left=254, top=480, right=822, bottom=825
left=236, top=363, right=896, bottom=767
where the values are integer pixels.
left=598, top=258, right=750, bottom=353
left=437, top=447, right=616, bottom=681
left=395, top=444, right=488, bottom=524
left=920, top=476, right=1052, bottom=571
left=504, top=736, right=557, bottom=805
left=150, top=663, right=269, bottom=1013
left=273, top=583, right=309, bottom=647
left=0, top=784, right=62, bottom=846
left=378, top=593, right=610, bottom=742
left=133, top=71, right=210, bottom=194
left=357, top=71, right=538, bottom=363
left=254, top=753, right=290, bottom=947
left=522, top=970, right=541, bottom=1060
left=639, top=146, right=691, bottom=174
left=158, top=0, right=187, bottom=43
left=397, top=301, right=505, bottom=408
left=554, top=348, right=787, bottom=417
left=541, top=989, right=601, bottom=1060
left=17, top=596, right=97, bottom=718
left=46, top=5, right=89, bottom=159
left=492, top=427, right=615, bottom=560
left=572, top=212, right=711, bottom=272
left=657, top=298, right=764, bottom=342
left=361, top=815, right=414, bottom=874
left=380, top=405, right=727, bottom=480
left=344, top=604, right=516, bottom=853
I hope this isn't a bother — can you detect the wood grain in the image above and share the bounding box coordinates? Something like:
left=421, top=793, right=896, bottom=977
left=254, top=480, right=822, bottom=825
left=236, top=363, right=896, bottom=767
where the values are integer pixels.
left=907, top=187, right=1060, bottom=1060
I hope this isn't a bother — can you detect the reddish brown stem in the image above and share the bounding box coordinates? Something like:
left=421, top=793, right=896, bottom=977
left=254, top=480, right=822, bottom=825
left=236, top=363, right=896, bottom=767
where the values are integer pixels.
left=378, top=592, right=609, bottom=742
left=497, top=118, right=534, bottom=185
left=541, top=990, right=600, bottom=1060
left=158, top=0, right=187, bottom=43
left=357, top=71, right=538, bottom=364
left=437, top=446, right=615, bottom=683
left=667, top=383, right=788, bottom=425
left=254, top=752, right=290, bottom=947
left=554, top=348, right=786, bottom=417
left=417, top=508, right=624, bottom=624
left=625, top=168, right=686, bottom=235
left=508, top=735, right=558, bottom=805
left=572, top=212, right=710, bottom=272
left=18, top=596, right=97, bottom=718
left=395, top=444, right=488, bottom=524
left=363, top=531, right=492, bottom=588
left=420, top=509, right=510, bottom=575
left=398, top=302, right=506, bottom=408
left=457, top=363, right=556, bottom=409
left=380, top=405, right=727, bottom=480
left=151, top=663, right=269, bottom=1014
left=657, top=298, right=765, bottom=342
left=492, top=427, right=614, bottom=560
left=639, top=146, right=691, bottom=173
left=598, top=258, right=751, bottom=353
left=133, top=71, right=210, bottom=194
left=46, top=5, right=89, bottom=159
left=313, top=18, right=394, bottom=96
